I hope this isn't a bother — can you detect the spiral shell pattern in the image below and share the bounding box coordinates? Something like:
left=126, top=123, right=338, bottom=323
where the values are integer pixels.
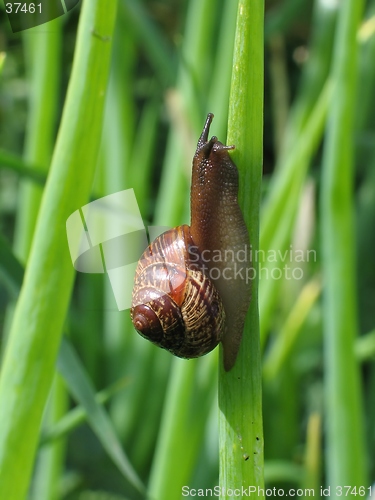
left=131, top=225, right=225, bottom=358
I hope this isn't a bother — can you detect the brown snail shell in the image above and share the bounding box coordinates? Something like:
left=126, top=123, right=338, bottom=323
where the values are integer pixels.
left=131, top=225, right=225, bottom=358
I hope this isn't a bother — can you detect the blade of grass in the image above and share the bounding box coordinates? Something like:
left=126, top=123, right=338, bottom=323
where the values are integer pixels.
left=268, top=34, right=289, bottom=157
left=57, top=338, right=145, bottom=494
left=263, top=276, right=322, bottom=381
left=128, top=100, right=160, bottom=217
left=0, top=242, right=138, bottom=489
left=16, top=21, right=65, bottom=500
left=31, top=374, right=67, bottom=500
left=13, top=20, right=62, bottom=262
left=320, top=0, right=367, bottom=488
left=148, top=356, right=217, bottom=500
left=0, top=149, right=46, bottom=184
left=40, top=376, right=130, bottom=445
left=303, top=412, right=322, bottom=496
left=207, top=0, right=239, bottom=135
left=0, top=1, right=118, bottom=497
left=218, top=0, right=264, bottom=496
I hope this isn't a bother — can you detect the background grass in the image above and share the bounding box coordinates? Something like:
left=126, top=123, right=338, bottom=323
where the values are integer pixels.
left=0, top=0, right=375, bottom=499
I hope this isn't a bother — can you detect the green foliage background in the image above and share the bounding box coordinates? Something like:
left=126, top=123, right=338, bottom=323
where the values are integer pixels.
left=0, top=0, right=375, bottom=499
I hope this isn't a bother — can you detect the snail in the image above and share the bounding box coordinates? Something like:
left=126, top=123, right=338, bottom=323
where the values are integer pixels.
left=131, top=113, right=251, bottom=370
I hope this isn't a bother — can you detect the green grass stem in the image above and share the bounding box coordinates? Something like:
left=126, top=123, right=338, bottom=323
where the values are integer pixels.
left=13, top=20, right=61, bottom=262
left=0, top=1, right=117, bottom=497
left=31, top=374, right=67, bottom=500
left=320, top=0, right=367, bottom=489
left=263, top=276, right=322, bottom=381
left=40, top=376, right=130, bottom=446
left=219, top=0, right=264, bottom=497
left=303, top=413, right=322, bottom=495
left=148, top=356, right=217, bottom=500
left=14, top=21, right=65, bottom=500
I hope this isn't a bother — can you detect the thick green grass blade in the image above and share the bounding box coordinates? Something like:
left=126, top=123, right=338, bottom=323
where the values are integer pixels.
left=0, top=242, right=138, bottom=490
left=0, top=1, right=118, bottom=497
left=219, top=0, right=264, bottom=496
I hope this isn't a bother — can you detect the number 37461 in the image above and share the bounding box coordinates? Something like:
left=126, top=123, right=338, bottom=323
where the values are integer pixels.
left=5, top=3, right=42, bottom=14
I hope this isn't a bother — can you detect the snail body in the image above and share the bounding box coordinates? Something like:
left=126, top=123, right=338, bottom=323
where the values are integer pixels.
left=131, top=113, right=251, bottom=370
